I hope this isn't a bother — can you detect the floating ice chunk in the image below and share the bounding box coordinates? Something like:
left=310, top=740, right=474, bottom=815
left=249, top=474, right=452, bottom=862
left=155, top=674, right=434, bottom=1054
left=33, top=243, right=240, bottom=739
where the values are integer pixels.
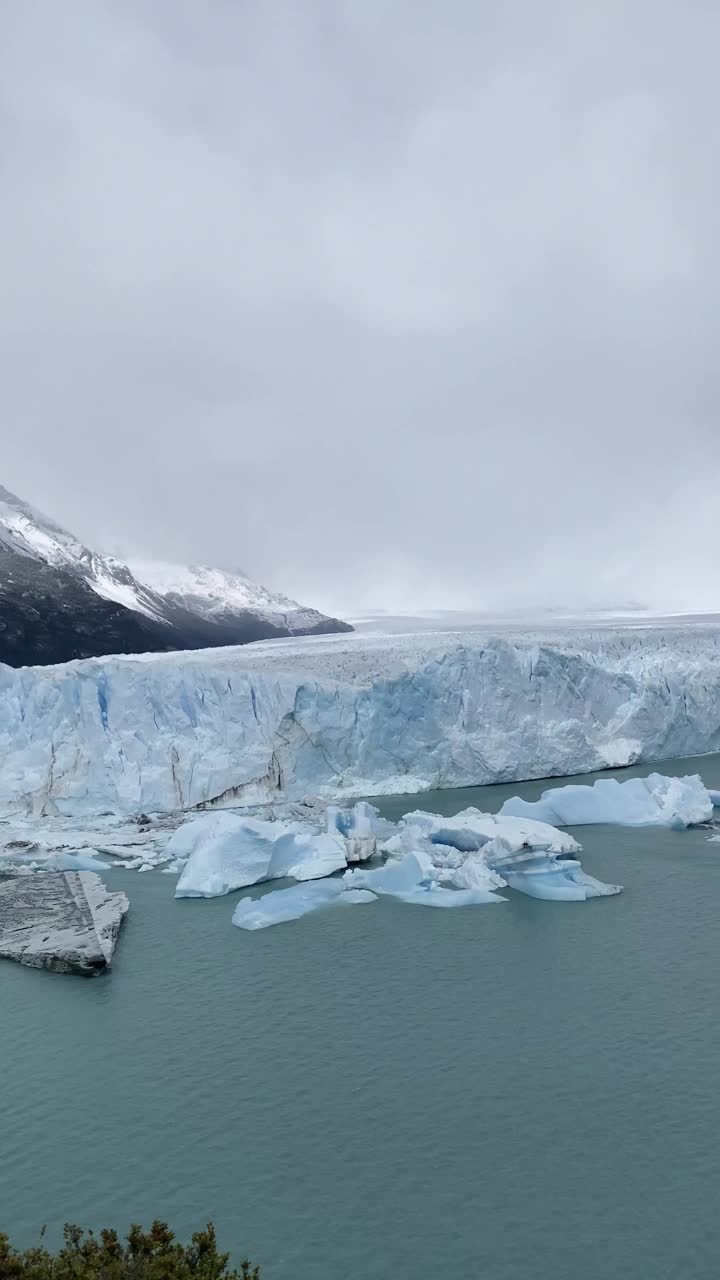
left=46, top=850, right=112, bottom=872
left=501, top=856, right=622, bottom=901
left=232, top=880, right=376, bottom=930
left=450, top=843, right=509, bottom=892
left=345, top=850, right=435, bottom=893
left=267, top=830, right=348, bottom=881
left=325, top=800, right=390, bottom=862
left=398, top=807, right=581, bottom=855
left=381, top=812, right=618, bottom=901
left=399, top=886, right=504, bottom=907
left=707, top=789, right=720, bottom=807
left=477, top=832, right=621, bottom=901
left=173, top=813, right=348, bottom=898
left=344, top=851, right=504, bottom=906
left=0, top=871, right=128, bottom=975
left=499, top=772, right=713, bottom=829
left=326, top=801, right=380, bottom=837
left=174, top=814, right=284, bottom=897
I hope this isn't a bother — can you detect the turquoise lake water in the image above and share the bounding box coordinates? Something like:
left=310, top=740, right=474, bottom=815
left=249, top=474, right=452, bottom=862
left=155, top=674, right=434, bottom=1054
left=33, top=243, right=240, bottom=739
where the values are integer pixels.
left=4, top=755, right=720, bottom=1279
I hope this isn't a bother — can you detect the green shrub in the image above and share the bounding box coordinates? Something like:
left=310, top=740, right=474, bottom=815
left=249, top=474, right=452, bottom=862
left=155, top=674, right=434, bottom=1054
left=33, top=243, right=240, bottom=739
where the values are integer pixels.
left=0, top=1222, right=258, bottom=1280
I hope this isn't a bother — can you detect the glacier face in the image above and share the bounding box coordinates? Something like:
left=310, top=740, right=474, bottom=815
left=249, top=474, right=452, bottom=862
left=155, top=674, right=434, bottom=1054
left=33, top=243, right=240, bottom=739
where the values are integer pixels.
left=3, top=626, right=720, bottom=818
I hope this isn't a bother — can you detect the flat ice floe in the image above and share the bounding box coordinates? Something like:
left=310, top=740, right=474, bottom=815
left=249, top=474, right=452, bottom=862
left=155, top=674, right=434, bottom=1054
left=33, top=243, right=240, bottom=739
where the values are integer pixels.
left=0, top=871, right=128, bottom=975
left=232, top=881, right=376, bottom=930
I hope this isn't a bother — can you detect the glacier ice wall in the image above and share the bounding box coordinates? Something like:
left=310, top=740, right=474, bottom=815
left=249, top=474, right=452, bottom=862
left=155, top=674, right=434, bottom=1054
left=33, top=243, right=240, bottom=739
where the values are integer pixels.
left=2, top=627, right=720, bottom=817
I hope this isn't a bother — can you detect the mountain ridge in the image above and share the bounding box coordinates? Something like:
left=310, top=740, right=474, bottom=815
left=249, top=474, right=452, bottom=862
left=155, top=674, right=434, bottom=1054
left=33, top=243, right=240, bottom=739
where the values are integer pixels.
left=0, top=486, right=351, bottom=667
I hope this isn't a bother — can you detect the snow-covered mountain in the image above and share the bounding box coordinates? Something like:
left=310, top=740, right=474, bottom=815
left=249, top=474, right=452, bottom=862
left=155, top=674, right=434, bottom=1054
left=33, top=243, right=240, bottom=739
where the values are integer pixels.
left=0, top=485, right=351, bottom=667
left=127, top=559, right=339, bottom=636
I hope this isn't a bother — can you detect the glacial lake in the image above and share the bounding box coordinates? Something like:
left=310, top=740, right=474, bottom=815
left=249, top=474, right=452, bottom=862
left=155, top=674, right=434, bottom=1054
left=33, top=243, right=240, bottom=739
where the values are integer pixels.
left=4, top=755, right=720, bottom=1280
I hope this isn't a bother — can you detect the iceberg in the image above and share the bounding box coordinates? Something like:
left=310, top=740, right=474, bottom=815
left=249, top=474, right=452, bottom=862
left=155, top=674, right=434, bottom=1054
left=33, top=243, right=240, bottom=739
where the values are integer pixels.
left=373, top=809, right=620, bottom=902
left=266, top=830, right=350, bottom=881
left=194, top=801, right=619, bottom=915
left=172, top=814, right=283, bottom=896
left=499, top=772, right=714, bottom=829
left=231, top=881, right=376, bottom=930
left=3, top=627, right=720, bottom=817
left=325, top=800, right=391, bottom=861
left=344, top=853, right=504, bottom=906
left=394, top=808, right=581, bottom=856
left=173, top=816, right=348, bottom=898
left=498, top=855, right=621, bottom=901
left=0, top=871, right=128, bottom=975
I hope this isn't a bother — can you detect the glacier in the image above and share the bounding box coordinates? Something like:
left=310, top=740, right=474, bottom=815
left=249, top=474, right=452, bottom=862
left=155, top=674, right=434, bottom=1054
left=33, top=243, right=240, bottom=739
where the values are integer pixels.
left=3, top=625, right=720, bottom=818
left=499, top=773, right=715, bottom=829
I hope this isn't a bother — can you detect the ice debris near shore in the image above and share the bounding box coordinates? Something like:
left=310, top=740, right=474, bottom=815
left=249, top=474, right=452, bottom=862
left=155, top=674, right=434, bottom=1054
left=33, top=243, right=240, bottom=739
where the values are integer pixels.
left=0, top=848, right=112, bottom=874
left=5, top=627, right=720, bottom=816
left=499, top=772, right=714, bottom=829
left=0, top=871, right=128, bottom=975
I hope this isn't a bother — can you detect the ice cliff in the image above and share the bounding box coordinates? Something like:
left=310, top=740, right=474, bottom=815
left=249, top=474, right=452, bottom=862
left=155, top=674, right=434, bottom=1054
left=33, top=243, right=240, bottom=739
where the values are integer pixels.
left=3, top=626, right=720, bottom=818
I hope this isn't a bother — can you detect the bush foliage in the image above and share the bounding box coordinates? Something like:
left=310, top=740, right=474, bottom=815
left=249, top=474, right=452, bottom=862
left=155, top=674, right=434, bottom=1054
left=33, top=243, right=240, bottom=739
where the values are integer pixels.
left=0, top=1222, right=258, bottom=1280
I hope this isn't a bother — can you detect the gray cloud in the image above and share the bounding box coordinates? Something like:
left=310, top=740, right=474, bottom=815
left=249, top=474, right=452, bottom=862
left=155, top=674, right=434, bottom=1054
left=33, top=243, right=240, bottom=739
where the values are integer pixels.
left=1, top=1, right=717, bottom=616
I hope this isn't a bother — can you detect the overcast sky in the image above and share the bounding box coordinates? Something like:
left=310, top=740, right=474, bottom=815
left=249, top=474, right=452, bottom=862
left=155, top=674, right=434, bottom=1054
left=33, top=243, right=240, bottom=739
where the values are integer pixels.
left=1, top=2, right=717, bottom=618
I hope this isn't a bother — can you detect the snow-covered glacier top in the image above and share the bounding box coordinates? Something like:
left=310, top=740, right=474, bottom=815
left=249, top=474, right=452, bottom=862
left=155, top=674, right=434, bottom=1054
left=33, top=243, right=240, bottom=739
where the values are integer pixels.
left=2, top=623, right=720, bottom=819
